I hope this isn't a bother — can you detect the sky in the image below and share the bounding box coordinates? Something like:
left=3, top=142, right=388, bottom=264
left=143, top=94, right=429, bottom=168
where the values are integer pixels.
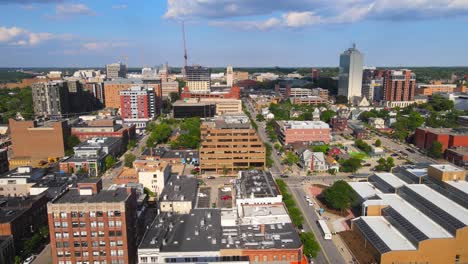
left=0, top=0, right=467, bottom=68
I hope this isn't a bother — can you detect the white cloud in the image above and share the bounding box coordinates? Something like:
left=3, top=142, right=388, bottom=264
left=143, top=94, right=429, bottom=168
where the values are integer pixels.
left=82, top=41, right=128, bottom=51
left=55, top=3, right=95, bottom=17
left=0, top=26, right=54, bottom=46
left=112, top=4, right=128, bottom=10
left=282, top=11, right=321, bottom=27
left=164, top=0, right=468, bottom=30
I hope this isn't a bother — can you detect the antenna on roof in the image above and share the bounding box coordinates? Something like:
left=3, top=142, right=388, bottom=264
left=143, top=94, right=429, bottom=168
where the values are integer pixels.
left=181, top=21, right=188, bottom=78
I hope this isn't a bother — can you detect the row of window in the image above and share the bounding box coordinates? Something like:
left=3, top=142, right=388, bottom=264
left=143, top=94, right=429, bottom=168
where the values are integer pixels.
left=58, top=261, right=124, bottom=264
left=56, top=240, right=123, bottom=248
left=54, top=221, right=122, bottom=228
left=54, top=211, right=122, bottom=219
left=55, top=230, right=123, bottom=239
left=57, top=249, right=124, bottom=257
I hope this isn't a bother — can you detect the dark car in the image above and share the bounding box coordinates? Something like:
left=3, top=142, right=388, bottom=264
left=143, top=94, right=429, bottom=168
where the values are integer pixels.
left=364, top=163, right=372, bottom=167
left=280, top=175, right=289, bottom=178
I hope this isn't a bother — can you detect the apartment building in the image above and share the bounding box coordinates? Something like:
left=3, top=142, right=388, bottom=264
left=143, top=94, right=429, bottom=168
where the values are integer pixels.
left=47, top=179, right=137, bottom=264
left=200, top=114, right=266, bottom=173
left=32, top=81, right=70, bottom=117
left=274, top=120, right=331, bottom=146
left=383, top=69, right=416, bottom=105
left=159, top=175, right=198, bottom=214
left=185, top=66, right=211, bottom=92
left=103, top=79, right=161, bottom=109
left=416, top=83, right=457, bottom=96
left=133, top=160, right=171, bottom=198
left=106, top=62, right=127, bottom=79
left=120, top=86, right=157, bottom=123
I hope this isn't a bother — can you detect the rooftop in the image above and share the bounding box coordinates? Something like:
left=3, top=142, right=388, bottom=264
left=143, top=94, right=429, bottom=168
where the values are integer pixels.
left=348, top=182, right=382, bottom=200
left=446, top=180, right=468, bottom=195
left=142, top=147, right=199, bottom=161
left=354, top=216, right=417, bottom=252
left=372, top=172, right=406, bottom=189
left=429, top=164, right=464, bottom=172
left=52, top=187, right=130, bottom=204
left=278, top=120, right=330, bottom=130
left=236, top=170, right=280, bottom=199
left=160, top=175, right=198, bottom=202
left=377, top=194, right=452, bottom=239
left=0, top=194, right=46, bottom=223
left=0, top=166, right=46, bottom=181
left=239, top=204, right=291, bottom=225
left=405, top=184, right=468, bottom=225
left=139, top=209, right=221, bottom=252
left=204, top=114, right=251, bottom=129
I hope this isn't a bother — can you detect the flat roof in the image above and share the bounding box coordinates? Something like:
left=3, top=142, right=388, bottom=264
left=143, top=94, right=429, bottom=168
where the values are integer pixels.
left=236, top=171, right=279, bottom=199
left=377, top=194, right=452, bottom=238
left=405, top=168, right=428, bottom=178
left=372, top=173, right=406, bottom=189
left=446, top=181, right=468, bottom=195
left=278, top=120, right=330, bottom=129
left=406, top=184, right=468, bottom=225
left=160, top=175, right=198, bottom=202
left=239, top=204, right=291, bottom=225
left=52, top=188, right=130, bottom=204
left=349, top=182, right=382, bottom=200
left=429, top=164, right=465, bottom=172
left=357, top=216, right=417, bottom=251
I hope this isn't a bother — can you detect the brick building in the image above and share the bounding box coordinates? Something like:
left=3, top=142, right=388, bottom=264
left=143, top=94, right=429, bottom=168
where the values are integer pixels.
left=330, top=116, right=348, bottom=132
left=140, top=147, right=199, bottom=165
left=0, top=194, right=49, bottom=253
left=9, top=119, right=69, bottom=160
left=47, top=179, right=138, bottom=264
left=71, top=119, right=136, bottom=149
left=414, top=127, right=468, bottom=152
left=446, top=147, right=468, bottom=168
left=383, top=69, right=416, bottom=103
left=290, top=96, right=328, bottom=106
left=200, top=114, right=266, bottom=173
left=103, top=79, right=162, bottom=110
left=180, top=86, right=241, bottom=100
left=415, top=83, right=457, bottom=96
left=274, top=120, right=331, bottom=146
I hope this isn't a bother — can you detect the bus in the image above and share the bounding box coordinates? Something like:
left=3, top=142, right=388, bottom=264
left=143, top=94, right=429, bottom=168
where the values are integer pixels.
left=317, top=220, right=332, bottom=240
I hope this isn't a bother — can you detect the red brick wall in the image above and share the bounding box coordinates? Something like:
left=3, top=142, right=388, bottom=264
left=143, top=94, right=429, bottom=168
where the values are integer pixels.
left=242, top=248, right=303, bottom=263
left=449, top=135, right=468, bottom=149
left=284, top=128, right=330, bottom=144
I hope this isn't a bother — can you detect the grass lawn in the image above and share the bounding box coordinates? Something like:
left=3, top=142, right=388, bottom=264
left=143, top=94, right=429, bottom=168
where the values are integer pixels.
left=348, top=152, right=368, bottom=160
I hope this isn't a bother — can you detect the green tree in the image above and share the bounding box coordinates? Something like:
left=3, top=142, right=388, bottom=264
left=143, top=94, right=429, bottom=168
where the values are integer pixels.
left=355, top=139, right=372, bottom=154
left=170, top=117, right=201, bottom=149
left=65, top=135, right=81, bottom=156
left=300, top=232, right=320, bottom=258
left=320, top=110, right=336, bottom=123
left=127, top=139, right=136, bottom=150
left=428, top=141, right=443, bottom=159
left=274, top=143, right=281, bottom=151
left=124, top=153, right=136, bottom=168
left=323, top=180, right=357, bottom=212
left=169, top=92, right=180, bottom=102
left=146, top=122, right=156, bottom=133
left=375, top=157, right=395, bottom=172
left=105, top=155, right=116, bottom=170
left=283, top=151, right=299, bottom=167
left=340, top=158, right=362, bottom=173
left=256, top=114, right=265, bottom=122
left=374, top=139, right=382, bottom=147
left=151, top=122, right=172, bottom=144
left=312, top=144, right=329, bottom=154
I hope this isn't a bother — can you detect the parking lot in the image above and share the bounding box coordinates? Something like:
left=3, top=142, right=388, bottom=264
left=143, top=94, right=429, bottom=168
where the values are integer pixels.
left=196, top=187, right=211, bottom=208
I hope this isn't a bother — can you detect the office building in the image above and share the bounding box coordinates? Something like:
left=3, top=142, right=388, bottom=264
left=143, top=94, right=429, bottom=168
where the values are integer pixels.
left=59, top=137, right=123, bottom=177
left=185, top=66, right=211, bottom=92
left=348, top=165, right=468, bottom=264
left=103, top=79, right=162, bottom=110
left=274, top=120, right=331, bottom=146
left=161, top=81, right=179, bottom=98
left=416, top=83, right=457, bottom=96
left=71, top=119, right=136, bottom=149
left=415, top=127, right=468, bottom=152
left=106, top=62, right=127, bottom=79
left=48, top=179, right=137, bottom=264
left=338, top=44, right=364, bottom=100
left=9, top=119, right=69, bottom=160
left=0, top=166, right=45, bottom=196
left=120, top=86, right=157, bottom=121
left=235, top=170, right=283, bottom=210
left=83, top=82, right=105, bottom=105
left=172, top=100, right=216, bottom=119
left=200, top=114, right=266, bottom=173
left=290, top=96, right=328, bottom=105
left=226, top=66, right=249, bottom=86
left=383, top=69, right=416, bottom=104
left=362, top=69, right=384, bottom=102
left=32, top=81, right=70, bottom=117
left=133, top=160, right=171, bottom=199
left=180, top=85, right=241, bottom=100
left=0, top=194, right=49, bottom=253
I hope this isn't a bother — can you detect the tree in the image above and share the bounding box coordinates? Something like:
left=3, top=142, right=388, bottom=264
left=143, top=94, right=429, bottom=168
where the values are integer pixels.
left=105, top=155, right=116, bottom=170
left=428, top=141, right=443, bottom=159
left=127, top=139, right=137, bottom=150
left=151, top=123, right=172, bottom=144
left=283, top=151, right=299, bottom=167
left=323, top=180, right=357, bottom=212
left=256, top=114, right=265, bottom=122
left=300, top=232, right=320, bottom=258
left=222, top=165, right=229, bottom=176
left=335, top=95, right=348, bottom=104
left=169, top=92, right=180, bottom=102
left=340, top=158, right=362, bottom=173
left=124, top=153, right=136, bottom=168
left=355, top=139, right=372, bottom=154
left=274, top=143, right=281, bottom=151
left=375, top=157, right=395, bottom=172
left=65, top=135, right=81, bottom=155
left=374, top=139, right=382, bottom=147
left=312, top=144, right=329, bottom=154
left=320, top=110, right=336, bottom=123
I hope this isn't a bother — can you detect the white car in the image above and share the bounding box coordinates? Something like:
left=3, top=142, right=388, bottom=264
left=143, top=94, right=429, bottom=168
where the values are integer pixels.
left=308, top=201, right=314, bottom=206
left=23, top=256, right=35, bottom=264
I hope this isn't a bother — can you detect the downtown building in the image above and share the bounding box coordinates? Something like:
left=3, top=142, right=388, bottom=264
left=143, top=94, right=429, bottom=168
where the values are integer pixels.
left=106, top=62, right=127, bottom=79
left=274, top=120, right=331, bottom=146
left=120, top=86, right=157, bottom=130
left=47, top=179, right=138, bottom=264
left=200, top=114, right=266, bottom=174
left=185, top=66, right=211, bottom=93
left=103, top=79, right=162, bottom=110
left=338, top=44, right=364, bottom=100
left=383, top=69, right=417, bottom=108
left=32, top=81, right=70, bottom=117
left=348, top=164, right=468, bottom=264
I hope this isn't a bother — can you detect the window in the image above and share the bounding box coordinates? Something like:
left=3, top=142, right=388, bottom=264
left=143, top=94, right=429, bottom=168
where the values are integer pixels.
left=100, top=250, right=106, bottom=256
left=108, top=211, right=114, bottom=217
left=80, top=222, right=86, bottom=228
left=60, top=212, right=67, bottom=218
left=117, top=250, right=124, bottom=256
left=55, top=233, right=62, bottom=239
left=72, top=222, right=79, bottom=228
left=63, top=242, right=69, bottom=248
left=111, top=250, right=117, bottom=256
left=62, top=222, right=68, bottom=228
left=79, top=212, right=85, bottom=218
left=74, top=241, right=81, bottom=247
left=56, top=242, right=62, bottom=248
left=151, top=257, right=157, bottom=263
left=110, top=241, right=116, bottom=247
left=73, top=232, right=79, bottom=237
left=117, top=240, right=123, bottom=246
left=98, top=222, right=104, bottom=228
left=99, top=241, right=106, bottom=246
left=114, top=211, right=121, bottom=217
left=115, top=221, right=122, bottom=227
left=80, top=231, right=87, bottom=237
left=53, top=212, right=60, bottom=218
left=93, top=251, right=99, bottom=256
left=75, top=252, right=81, bottom=257
left=108, top=221, right=114, bottom=227
left=63, top=232, right=69, bottom=238
left=98, top=231, right=105, bottom=237
left=64, top=251, right=71, bottom=257
left=96, top=211, right=103, bottom=217
left=54, top=222, right=61, bottom=228
left=83, top=251, right=89, bottom=257
left=116, top=231, right=122, bottom=237
left=71, top=211, right=78, bottom=218
left=57, top=251, right=64, bottom=257
left=140, top=257, right=148, bottom=263
left=109, top=231, right=115, bottom=237
left=91, top=232, right=97, bottom=237
left=81, top=241, right=88, bottom=247
left=91, top=222, right=97, bottom=228
left=90, top=211, right=96, bottom=217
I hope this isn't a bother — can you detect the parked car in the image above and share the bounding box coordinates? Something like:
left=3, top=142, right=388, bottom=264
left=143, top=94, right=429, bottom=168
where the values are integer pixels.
left=280, top=174, right=289, bottom=178
left=364, top=163, right=372, bottom=167
left=23, top=256, right=36, bottom=264
left=207, top=176, right=215, bottom=179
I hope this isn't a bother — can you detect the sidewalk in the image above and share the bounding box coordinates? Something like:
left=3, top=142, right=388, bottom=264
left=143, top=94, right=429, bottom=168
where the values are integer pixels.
left=32, top=244, right=51, bottom=264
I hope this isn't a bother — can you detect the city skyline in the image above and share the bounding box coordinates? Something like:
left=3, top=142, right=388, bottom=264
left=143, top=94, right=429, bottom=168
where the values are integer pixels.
left=1, top=0, right=468, bottom=67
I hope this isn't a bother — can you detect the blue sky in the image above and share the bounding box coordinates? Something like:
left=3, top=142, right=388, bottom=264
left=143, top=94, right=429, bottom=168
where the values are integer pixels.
left=0, top=0, right=467, bottom=67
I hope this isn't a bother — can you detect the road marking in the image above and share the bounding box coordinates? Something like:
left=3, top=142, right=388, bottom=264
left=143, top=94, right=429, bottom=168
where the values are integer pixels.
left=289, top=186, right=332, bottom=264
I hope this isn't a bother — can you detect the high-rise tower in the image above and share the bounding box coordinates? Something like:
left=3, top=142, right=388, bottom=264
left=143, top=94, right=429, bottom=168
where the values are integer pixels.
left=338, top=44, right=364, bottom=100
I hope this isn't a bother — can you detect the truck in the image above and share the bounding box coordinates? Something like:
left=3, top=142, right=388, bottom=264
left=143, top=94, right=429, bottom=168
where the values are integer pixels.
left=317, top=219, right=332, bottom=240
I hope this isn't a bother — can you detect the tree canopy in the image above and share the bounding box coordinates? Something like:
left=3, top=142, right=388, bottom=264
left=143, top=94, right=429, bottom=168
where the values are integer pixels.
left=320, top=110, right=336, bottom=123
left=170, top=117, right=201, bottom=149
left=124, top=153, right=136, bottom=168
left=428, top=141, right=443, bottom=159
left=323, top=180, right=357, bottom=211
